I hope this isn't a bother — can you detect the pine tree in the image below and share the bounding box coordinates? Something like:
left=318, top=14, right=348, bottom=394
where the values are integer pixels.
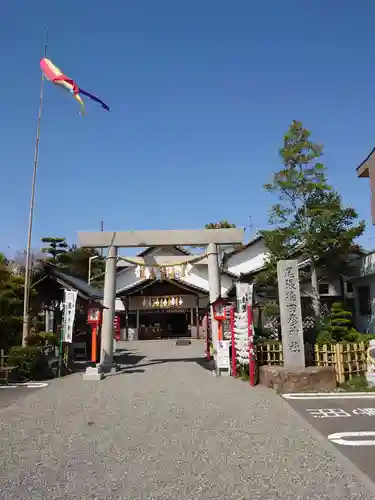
left=258, top=120, right=365, bottom=322
left=41, top=237, right=68, bottom=264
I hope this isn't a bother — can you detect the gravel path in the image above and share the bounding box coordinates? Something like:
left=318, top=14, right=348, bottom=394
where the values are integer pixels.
left=0, top=340, right=375, bottom=499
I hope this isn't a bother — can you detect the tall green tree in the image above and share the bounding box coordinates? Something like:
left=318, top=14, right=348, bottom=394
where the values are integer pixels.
left=0, top=253, right=28, bottom=348
left=41, top=237, right=68, bottom=264
left=41, top=237, right=105, bottom=284
left=61, top=245, right=105, bottom=285
left=259, top=120, right=365, bottom=320
left=205, top=220, right=236, bottom=229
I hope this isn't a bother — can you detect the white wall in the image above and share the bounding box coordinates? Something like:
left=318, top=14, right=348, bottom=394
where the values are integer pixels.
left=355, top=252, right=375, bottom=278
left=225, top=239, right=267, bottom=276
left=116, top=266, right=147, bottom=294
left=179, top=263, right=233, bottom=297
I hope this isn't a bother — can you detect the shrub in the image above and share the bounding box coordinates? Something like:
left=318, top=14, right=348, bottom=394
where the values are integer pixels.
left=26, top=331, right=58, bottom=347
left=316, top=302, right=360, bottom=343
left=7, top=345, right=52, bottom=380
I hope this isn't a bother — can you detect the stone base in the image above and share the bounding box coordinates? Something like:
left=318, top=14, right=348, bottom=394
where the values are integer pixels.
left=100, top=363, right=118, bottom=374
left=259, top=365, right=336, bottom=393
left=83, top=366, right=104, bottom=381
left=366, top=372, right=375, bottom=388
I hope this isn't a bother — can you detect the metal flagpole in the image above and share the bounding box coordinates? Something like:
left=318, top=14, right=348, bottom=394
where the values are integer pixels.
left=22, top=30, right=49, bottom=346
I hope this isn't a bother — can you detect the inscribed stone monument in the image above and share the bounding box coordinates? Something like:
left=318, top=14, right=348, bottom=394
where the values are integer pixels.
left=277, top=260, right=305, bottom=368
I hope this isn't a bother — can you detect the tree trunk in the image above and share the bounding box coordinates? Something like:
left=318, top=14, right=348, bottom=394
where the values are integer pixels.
left=310, top=261, right=320, bottom=323
left=339, top=275, right=345, bottom=303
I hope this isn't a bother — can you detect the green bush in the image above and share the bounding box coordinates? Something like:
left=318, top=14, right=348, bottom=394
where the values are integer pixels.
left=7, top=346, right=50, bottom=381
left=340, top=375, right=375, bottom=392
left=26, top=331, right=58, bottom=347
left=316, top=302, right=361, bottom=344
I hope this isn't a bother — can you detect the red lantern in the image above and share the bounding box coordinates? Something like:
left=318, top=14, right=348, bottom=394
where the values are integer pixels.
left=88, top=308, right=101, bottom=325
left=212, top=298, right=228, bottom=321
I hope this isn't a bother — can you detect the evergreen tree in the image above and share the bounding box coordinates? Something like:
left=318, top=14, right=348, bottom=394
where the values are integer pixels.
left=258, top=121, right=365, bottom=321
left=205, top=220, right=236, bottom=229
left=316, top=302, right=360, bottom=343
left=41, top=237, right=68, bottom=264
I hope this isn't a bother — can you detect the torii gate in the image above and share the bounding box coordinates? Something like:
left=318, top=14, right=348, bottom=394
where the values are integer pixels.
left=78, top=228, right=244, bottom=379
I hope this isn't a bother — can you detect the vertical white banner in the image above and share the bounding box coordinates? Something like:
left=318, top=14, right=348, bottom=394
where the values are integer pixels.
left=235, top=283, right=253, bottom=312
left=62, top=290, right=78, bottom=343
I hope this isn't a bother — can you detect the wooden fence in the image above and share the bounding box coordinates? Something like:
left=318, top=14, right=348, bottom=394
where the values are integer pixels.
left=256, top=342, right=367, bottom=384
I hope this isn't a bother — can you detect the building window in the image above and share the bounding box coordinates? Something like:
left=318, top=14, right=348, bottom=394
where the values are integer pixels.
left=318, top=283, right=329, bottom=295
left=358, top=286, right=371, bottom=316
left=346, top=282, right=353, bottom=294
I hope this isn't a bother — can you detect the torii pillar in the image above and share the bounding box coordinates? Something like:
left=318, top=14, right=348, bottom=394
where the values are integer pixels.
left=77, top=228, right=244, bottom=379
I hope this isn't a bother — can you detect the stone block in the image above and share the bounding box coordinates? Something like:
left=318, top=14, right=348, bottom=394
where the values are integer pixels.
left=259, top=365, right=336, bottom=393
left=83, top=366, right=104, bottom=381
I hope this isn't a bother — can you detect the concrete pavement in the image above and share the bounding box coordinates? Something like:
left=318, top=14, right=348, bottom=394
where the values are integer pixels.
left=0, top=340, right=375, bottom=499
left=283, top=391, right=375, bottom=485
left=0, top=383, right=48, bottom=411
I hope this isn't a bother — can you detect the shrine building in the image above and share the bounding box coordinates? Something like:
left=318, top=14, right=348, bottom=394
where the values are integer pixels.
left=113, top=240, right=267, bottom=340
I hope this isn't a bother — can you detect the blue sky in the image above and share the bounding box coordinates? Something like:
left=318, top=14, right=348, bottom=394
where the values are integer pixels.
left=2, top=0, right=375, bottom=256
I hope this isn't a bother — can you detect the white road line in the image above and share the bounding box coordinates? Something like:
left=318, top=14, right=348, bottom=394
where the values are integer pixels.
left=328, top=431, right=375, bottom=446
left=0, top=382, right=48, bottom=389
left=282, top=393, right=375, bottom=400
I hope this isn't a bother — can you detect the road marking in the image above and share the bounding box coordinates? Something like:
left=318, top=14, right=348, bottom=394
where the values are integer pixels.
left=283, top=393, right=375, bottom=400
left=306, top=408, right=351, bottom=418
left=306, top=407, right=375, bottom=418
left=0, top=382, right=48, bottom=389
left=25, top=382, right=48, bottom=388
left=328, top=431, right=375, bottom=446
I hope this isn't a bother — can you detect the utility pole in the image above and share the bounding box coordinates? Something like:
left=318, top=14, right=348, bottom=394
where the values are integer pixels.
left=100, top=221, right=104, bottom=257
left=22, top=30, right=48, bottom=346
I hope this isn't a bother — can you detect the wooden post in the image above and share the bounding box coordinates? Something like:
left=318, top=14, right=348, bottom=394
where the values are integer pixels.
left=335, top=343, right=344, bottom=384
left=218, top=320, right=223, bottom=341
left=91, top=325, right=97, bottom=364
left=248, top=305, right=255, bottom=386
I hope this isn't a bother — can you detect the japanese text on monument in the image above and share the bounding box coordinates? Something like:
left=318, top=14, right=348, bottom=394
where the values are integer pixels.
left=277, top=260, right=305, bottom=367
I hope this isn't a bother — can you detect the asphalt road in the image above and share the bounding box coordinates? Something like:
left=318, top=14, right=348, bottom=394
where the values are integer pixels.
left=0, top=384, right=47, bottom=410
left=283, top=393, right=375, bottom=484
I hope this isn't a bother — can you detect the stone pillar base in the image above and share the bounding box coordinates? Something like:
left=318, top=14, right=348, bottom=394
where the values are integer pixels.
left=83, top=366, right=104, bottom=381
left=100, top=363, right=118, bottom=374
left=366, top=372, right=375, bottom=387
left=259, top=365, right=336, bottom=393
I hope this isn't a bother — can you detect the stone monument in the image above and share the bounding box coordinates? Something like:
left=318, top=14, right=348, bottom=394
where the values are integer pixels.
left=366, top=339, right=375, bottom=387
left=259, top=259, right=336, bottom=393
left=277, top=260, right=305, bottom=368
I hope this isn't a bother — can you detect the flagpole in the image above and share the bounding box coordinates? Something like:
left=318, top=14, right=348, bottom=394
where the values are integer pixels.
left=22, top=30, right=49, bottom=346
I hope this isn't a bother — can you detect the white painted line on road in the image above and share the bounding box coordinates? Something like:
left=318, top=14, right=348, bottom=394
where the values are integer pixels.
left=283, top=392, right=375, bottom=400
left=24, top=382, right=49, bottom=388
left=306, top=408, right=351, bottom=418
left=0, top=382, right=48, bottom=389
left=306, top=407, right=375, bottom=418
left=328, top=431, right=375, bottom=446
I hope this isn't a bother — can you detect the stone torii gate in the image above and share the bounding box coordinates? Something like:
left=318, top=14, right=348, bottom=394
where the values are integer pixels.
left=78, top=228, right=244, bottom=379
